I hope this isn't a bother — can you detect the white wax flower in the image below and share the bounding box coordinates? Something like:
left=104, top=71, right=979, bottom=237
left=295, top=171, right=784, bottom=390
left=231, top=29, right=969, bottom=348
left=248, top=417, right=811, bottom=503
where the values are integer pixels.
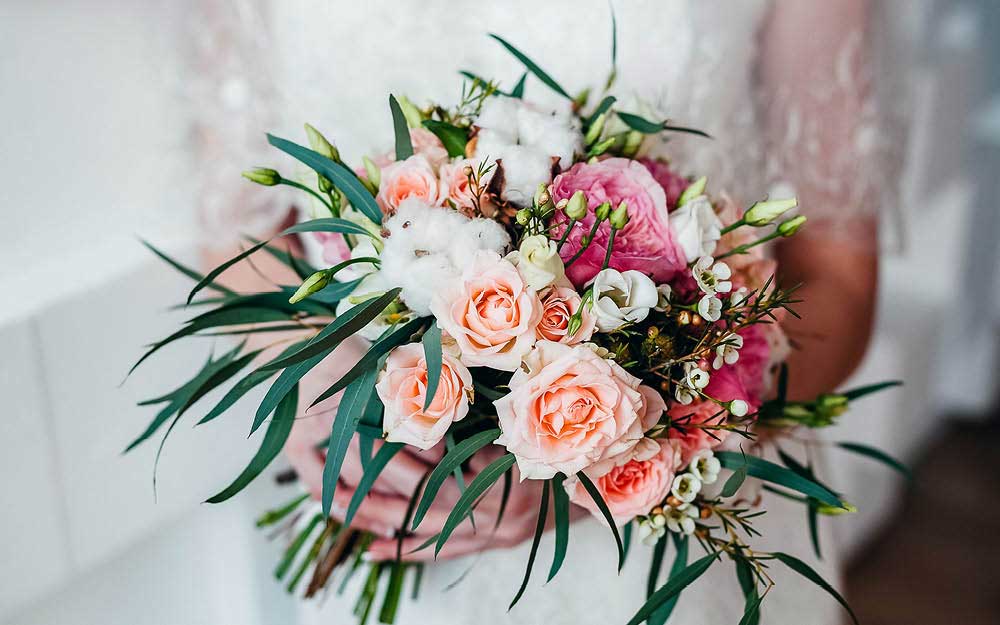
left=698, top=294, right=723, bottom=322
left=590, top=268, right=659, bottom=332
left=664, top=504, right=699, bottom=535
left=669, top=195, right=723, bottom=262
left=693, top=256, right=733, bottom=296
left=689, top=450, right=721, bottom=485
left=671, top=473, right=703, bottom=504
left=713, top=332, right=744, bottom=369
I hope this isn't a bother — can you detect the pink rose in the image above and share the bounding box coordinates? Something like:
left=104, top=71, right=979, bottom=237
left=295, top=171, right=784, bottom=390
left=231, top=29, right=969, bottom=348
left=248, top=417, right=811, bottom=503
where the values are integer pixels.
left=550, top=158, right=687, bottom=287
left=429, top=251, right=541, bottom=371
left=535, top=286, right=596, bottom=345
left=565, top=439, right=679, bottom=524
left=410, top=127, right=449, bottom=170
left=639, top=158, right=689, bottom=209
left=376, top=154, right=442, bottom=215
left=666, top=366, right=754, bottom=465
left=493, top=341, right=647, bottom=480
left=376, top=343, right=473, bottom=450
left=438, top=158, right=491, bottom=211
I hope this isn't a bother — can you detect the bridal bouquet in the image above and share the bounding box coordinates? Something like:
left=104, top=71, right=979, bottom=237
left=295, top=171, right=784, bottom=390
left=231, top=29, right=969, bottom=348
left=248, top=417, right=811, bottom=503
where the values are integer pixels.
left=129, top=30, right=903, bottom=625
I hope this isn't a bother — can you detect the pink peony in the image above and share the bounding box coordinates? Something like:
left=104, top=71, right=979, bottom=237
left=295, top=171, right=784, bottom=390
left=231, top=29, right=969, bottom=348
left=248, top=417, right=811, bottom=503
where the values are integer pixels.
left=493, top=341, right=647, bottom=480
left=565, top=438, right=679, bottom=524
left=429, top=251, right=542, bottom=371
left=376, top=343, right=473, bottom=450
left=549, top=158, right=687, bottom=287
left=639, top=158, right=689, bottom=209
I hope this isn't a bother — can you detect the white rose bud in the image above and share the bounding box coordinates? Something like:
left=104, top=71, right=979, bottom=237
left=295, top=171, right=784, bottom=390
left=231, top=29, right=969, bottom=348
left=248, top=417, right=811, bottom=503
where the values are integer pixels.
left=508, top=235, right=565, bottom=290
left=590, top=268, right=659, bottom=332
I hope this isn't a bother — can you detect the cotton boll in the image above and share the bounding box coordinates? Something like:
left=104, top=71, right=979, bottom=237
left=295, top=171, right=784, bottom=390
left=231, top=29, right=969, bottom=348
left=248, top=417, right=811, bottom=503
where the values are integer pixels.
left=494, top=145, right=554, bottom=206
left=378, top=198, right=511, bottom=315
left=473, top=128, right=513, bottom=163
left=474, top=95, right=521, bottom=134
left=517, top=107, right=582, bottom=169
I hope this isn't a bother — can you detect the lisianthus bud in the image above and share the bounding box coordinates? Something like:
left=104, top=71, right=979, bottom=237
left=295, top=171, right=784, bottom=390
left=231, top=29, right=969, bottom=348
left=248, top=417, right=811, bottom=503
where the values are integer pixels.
left=584, top=113, right=607, bottom=146
left=622, top=130, right=644, bottom=158
left=744, top=198, right=797, bottom=226
left=289, top=270, right=331, bottom=303
left=609, top=201, right=630, bottom=230
left=396, top=95, right=423, bottom=128
left=515, top=208, right=532, bottom=225
left=594, top=201, right=612, bottom=222
left=677, top=176, right=707, bottom=207
left=242, top=168, right=281, bottom=186
left=362, top=156, right=381, bottom=189
left=816, top=501, right=858, bottom=516
left=304, top=123, right=340, bottom=161
left=565, top=190, right=588, bottom=220
left=778, top=215, right=807, bottom=237
left=534, top=183, right=554, bottom=217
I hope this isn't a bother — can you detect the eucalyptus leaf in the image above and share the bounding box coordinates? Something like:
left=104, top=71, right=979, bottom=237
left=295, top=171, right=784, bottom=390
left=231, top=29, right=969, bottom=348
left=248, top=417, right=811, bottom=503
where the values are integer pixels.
left=577, top=472, right=625, bottom=571
left=837, top=441, right=911, bottom=478
left=716, top=451, right=844, bottom=508
left=735, top=558, right=762, bottom=625
left=842, top=380, right=902, bottom=401
left=343, top=441, right=404, bottom=527
left=435, top=453, right=516, bottom=556
left=628, top=548, right=715, bottom=625
left=721, top=466, right=748, bottom=498
left=140, top=239, right=235, bottom=296
left=321, top=367, right=380, bottom=517
left=649, top=533, right=690, bottom=625
left=252, top=347, right=333, bottom=435
left=177, top=349, right=262, bottom=416
left=488, top=34, right=571, bottom=100
left=206, top=385, right=299, bottom=503
left=389, top=94, right=414, bottom=160
left=617, top=111, right=712, bottom=138
left=772, top=552, right=858, bottom=625
left=411, top=428, right=501, bottom=530
left=509, top=72, right=527, bottom=98
left=421, top=324, right=443, bottom=412
left=421, top=120, right=469, bottom=158
left=267, top=134, right=382, bottom=226
left=547, top=474, right=570, bottom=582
left=509, top=480, right=549, bottom=610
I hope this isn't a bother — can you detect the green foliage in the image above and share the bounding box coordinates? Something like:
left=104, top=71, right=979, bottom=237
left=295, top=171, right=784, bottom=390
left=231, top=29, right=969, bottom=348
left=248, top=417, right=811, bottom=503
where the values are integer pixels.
left=547, top=474, right=570, bottom=582
left=509, top=480, right=549, bottom=610
left=576, top=472, right=625, bottom=571
left=435, top=453, right=516, bottom=556
left=322, top=366, right=381, bottom=517
left=488, top=34, right=571, bottom=100
left=389, top=95, right=414, bottom=160
left=837, top=441, right=911, bottom=478
left=420, top=324, right=443, bottom=411
left=421, top=120, right=468, bottom=158
left=343, top=442, right=404, bottom=527
left=772, top=552, right=858, bottom=625
left=412, top=428, right=501, bottom=530
left=715, top=451, right=844, bottom=508
left=628, top=545, right=716, bottom=625
left=616, top=111, right=712, bottom=138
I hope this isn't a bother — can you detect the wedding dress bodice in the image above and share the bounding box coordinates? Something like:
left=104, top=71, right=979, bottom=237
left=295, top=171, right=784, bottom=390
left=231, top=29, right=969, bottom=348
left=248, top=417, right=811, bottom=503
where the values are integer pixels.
left=177, top=2, right=911, bottom=622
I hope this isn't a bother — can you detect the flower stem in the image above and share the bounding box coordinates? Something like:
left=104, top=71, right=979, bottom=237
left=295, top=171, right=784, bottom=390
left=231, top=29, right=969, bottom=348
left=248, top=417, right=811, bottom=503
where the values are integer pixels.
left=556, top=218, right=577, bottom=251
left=564, top=219, right=604, bottom=267
left=601, top=229, right=617, bottom=270
left=719, top=218, right=745, bottom=236
left=280, top=179, right=334, bottom=213
left=715, top=230, right=781, bottom=260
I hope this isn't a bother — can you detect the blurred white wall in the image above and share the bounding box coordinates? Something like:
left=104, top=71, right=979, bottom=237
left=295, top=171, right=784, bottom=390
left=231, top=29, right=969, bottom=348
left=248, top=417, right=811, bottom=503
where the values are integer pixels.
left=0, top=1, right=996, bottom=624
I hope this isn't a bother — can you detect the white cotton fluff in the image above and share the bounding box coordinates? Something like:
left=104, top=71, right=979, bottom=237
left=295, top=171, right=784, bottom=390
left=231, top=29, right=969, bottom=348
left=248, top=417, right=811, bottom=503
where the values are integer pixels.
left=473, top=95, right=582, bottom=206
left=378, top=198, right=511, bottom=315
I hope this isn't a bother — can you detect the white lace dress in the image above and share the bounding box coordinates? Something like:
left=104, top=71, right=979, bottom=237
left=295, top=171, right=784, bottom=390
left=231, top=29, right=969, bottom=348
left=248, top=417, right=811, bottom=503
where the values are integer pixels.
left=178, top=1, right=910, bottom=622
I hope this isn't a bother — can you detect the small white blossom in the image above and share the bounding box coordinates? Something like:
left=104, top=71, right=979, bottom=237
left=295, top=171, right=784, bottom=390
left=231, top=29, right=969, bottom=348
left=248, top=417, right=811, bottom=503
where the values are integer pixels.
left=591, top=268, right=659, bottom=332
left=654, top=284, right=672, bottom=312
left=727, top=399, right=750, bottom=418
left=675, top=362, right=709, bottom=404
left=693, top=256, right=732, bottom=296
left=729, top=286, right=751, bottom=308
left=664, top=504, right=699, bottom=535
left=638, top=517, right=667, bottom=545
left=671, top=472, right=703, bottom=503
left=698, top=295, right=722, bottom=322
left=713, top=332, right=744, bottom=369
left=689, top=450, right=722, bottom=485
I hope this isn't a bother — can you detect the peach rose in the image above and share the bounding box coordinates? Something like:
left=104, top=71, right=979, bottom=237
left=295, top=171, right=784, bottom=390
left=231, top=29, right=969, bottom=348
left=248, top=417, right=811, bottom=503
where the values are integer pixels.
left=376, top=154, right=442, bottom=215
left=375, top=343, right=473, bottom=450
left=410, top=127, right=449, bottom=170
left=429, top=251, right=542, bottom=371
left=438, top=158, right=491, bottom=211
left=565, top=438, right=679, bottom=524
left=493, top=341, right=647, bottom=480
left=535, top=286, right=596, bottom=345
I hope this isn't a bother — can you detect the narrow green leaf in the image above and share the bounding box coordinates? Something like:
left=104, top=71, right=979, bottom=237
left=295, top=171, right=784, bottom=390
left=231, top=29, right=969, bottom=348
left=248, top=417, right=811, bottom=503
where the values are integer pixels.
left=436, top=453, right=516, bottom=556
left=252, top=348, right=332, bottom=435
left=622, top=521, right=633, bottom=564
left=649, top=534, right=690, bottom=625
left=267, top=134, right=382, bottom=226
left=282, top=217, right=379, bottom=240
left=808, top=502, right=822, bottom=558
left=177, top=349, right=262, bottom=417
left=412, top=428, right=501, bottom=530
left=547, top=474, right=570, bottom=582
left=321, top=367, right=379, bottom=517
left=576, top=472, right=625, bottom=571
left=261, top=289, right=401, bottom=371
left=421, top=120, right=469, bottom=158
left=628, top=547, right=715, bottom=625
left=488, top=34, right=571, bottom=100
left=421, top=324, right=442, bottom=412
left=586, top=95, right=616, bottom=130
left=206, top=385, right=299, bottom=503
left=509, top=72, right=527, bottom=99
left=494, top=466, right=513, bottom=530
left=617, top=111, right=712, bottom=138
left=716, top=451, right=844, bottom=508
left=253, top=238, right=318, bottom=280
left=309, top=316, right=425, bottom=408
left=772, top=552, right=858, bottom=625
left=721, top=466, right=748, bottom=498
left=343, top=442, right=404, bottom=527
left=647, top=535, right=668, bottom=598
left=389, top=94, right=414, bottom=160
left=140, top=239, right=236, bottom=296
left=735, top=558, right=762, bottom=625
left=256, top=492, right=310, bottom=528
left=509, top=480, right=549, bottom=610
left=842, top=380, right=902, bottom=401
left=837, top=441, right=911, bottom=478
left=274, top=512, right=323, bottom=579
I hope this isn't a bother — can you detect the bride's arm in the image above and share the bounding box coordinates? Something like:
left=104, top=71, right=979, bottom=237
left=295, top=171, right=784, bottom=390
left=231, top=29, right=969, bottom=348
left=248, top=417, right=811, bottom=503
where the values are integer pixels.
left=759, top=0, right=880, bottom=400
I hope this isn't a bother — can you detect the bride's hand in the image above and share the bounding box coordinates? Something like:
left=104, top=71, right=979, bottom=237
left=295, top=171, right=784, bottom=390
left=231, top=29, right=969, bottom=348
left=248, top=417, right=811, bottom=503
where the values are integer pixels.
left=284, top=336, right=561, bottom=559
